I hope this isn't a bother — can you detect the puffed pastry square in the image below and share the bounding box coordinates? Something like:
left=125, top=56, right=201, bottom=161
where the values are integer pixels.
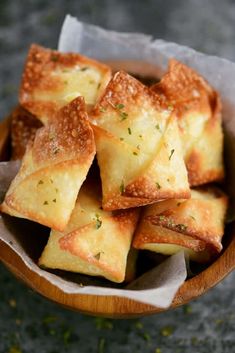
left=1, top=97, right=95, bottom=231
left=133, top=187, right=228, bottom=262
left=39, top=181, right=139, bottom=283
left=92, top=71, right=190, bottom=211
left=152, top=59, right=224, bottom=186
left=20, top=44, right=112, bottom=124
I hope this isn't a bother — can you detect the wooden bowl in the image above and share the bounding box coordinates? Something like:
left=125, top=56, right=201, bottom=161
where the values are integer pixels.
left=0, top=61, right=235, bottom=318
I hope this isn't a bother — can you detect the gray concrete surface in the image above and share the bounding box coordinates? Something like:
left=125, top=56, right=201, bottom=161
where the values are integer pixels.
left=0, top=0, right=235, bottom=352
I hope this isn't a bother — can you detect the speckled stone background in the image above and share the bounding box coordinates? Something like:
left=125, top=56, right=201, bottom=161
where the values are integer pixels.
left=0, top=1, right=235, bottom=352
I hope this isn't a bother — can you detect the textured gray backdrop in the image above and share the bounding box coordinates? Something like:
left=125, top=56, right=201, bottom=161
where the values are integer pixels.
left=0, top=1, right=235, bottom=352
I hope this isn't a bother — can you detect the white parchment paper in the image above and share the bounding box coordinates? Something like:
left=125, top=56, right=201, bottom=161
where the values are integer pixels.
left=1, top=14, right=235, bottom=308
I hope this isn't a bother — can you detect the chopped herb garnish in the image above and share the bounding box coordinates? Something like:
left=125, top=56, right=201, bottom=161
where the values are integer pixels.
left=120, top=137, right=124, bottom=141
left=43, top=201, right=49, bottom=205
left=97, top=82, right=101, bottom=89
left=133, top=151, right=138, bottom=156
left=51, top=55, right=59, bottom=62
left=50, top=179, right=54, bottom=184
left=183, top=304, right=193, bottom=314
left=156, top=182, right=161, bottom=189
left=128, top=127, right=132, bottom=135
left=52, top=199, right=56, bottom=203
left=135, top=321, right=143, bottom=329
left=169, top=149, right=175, bottom=160
left=38, top=180, right=44, bottom=185
left=120, top=180, right=125, bottom=194
left=190, top=215, right=196, bottom=221
left=177, top=223, right=187, bottom=232
left=89, top=79, right=95, bottom=84
left=160, top=325, right=174, bottom=337
left=120, top=111, right=128, bottom=120
left=53, top=147, right=60, bottom=154
left=155, top=349, right=162, bottom=353
left=98, top=337, right=106, bottom=353
left=63, top=80, right=68, bottom=84
left=159, top=215, right=166, bottom=221
left=115, top=103, right=125, bottom=110
left=63, top=329, right=72, bottom=345
left=94, top=214, right=102, bottom=229
left=55, top=188, right=59, bottom=193
left=99, top=106, right=106, bottom=113
left=167, top=178, right=170, bottom=182
left=95, top=317, right=113, bottom=330
left=142, top=332, right=151, bottom=342
left=139, top=134, right=143, bottom=138
left=42, top=316, right=57, bottom=324
left=155, top=123, right=161, bottom=132
left=94, top=252, right=104, bottom=260
left=81, top=67, right=88, bottom=71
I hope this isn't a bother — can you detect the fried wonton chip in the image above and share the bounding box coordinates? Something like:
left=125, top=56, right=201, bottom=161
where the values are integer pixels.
left=152, top=59, right=224, bottom=186
left=92, top=71, right=190, bottom=211
left=39, top=181, right=139, bottom=283
left=133, top=187, right=228, bottom=262
left=20, top=44, right=111, bottom=124
left=1, top=97, right=95, bottom=231
left=10, top=105, right=43, bottom=160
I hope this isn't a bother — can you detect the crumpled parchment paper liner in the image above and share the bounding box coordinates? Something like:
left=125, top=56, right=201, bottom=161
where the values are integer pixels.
left=1, top=14, right=235, bottom=308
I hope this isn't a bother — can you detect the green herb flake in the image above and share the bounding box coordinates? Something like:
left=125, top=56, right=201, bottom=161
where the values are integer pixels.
left=155, top=123, right=161, bottom=132
left=43, top=201, right=49, bottom=205
left=9, top=299, right=16, bottom=308
left=52, top=199, right=57, bottom=203
left=99, top=106, right=106, bottom=113
left=135, top=321, right=143, bottom=329
left=94, top=214, right=102, bottom=229
left=51, top=55, right=59, bottom=62
left=190, top=215, right=196, bottom=221
left=42, top=316, right=57, bottom=324
left=89, top=79, right=95, bottom=84
left=183, top=304, right=193, bottom=314
left=128, top=127, right=132, bottom=135
left=95, top=317, right=113, bottom=330
left=50, top=178, right=54, bottom=184
left=142, top=332, right=151, bottom=342
left=94, top=252, right=104, bottom=261
left=177, top=223, right=187, bottom=232
left=63, top=80, right=68, bottom=85
left=98, top=337, right=106, bottom=353
left=9, top=346, right=22, bottom=353
left=120, top=111, right=128, bottom=120
left=159, top=215, right=166, bottom=222
left=55, top=188, right=59, bottom=193
left=115, top=103, right=125, bottom=110
left=139, top=134, right=143, bottom=138
left=97, top=82, right=101, bottom=89
left=169, top=149, right=175, bottom=160
left=120, top=137, right=124, bottom=141
left=63, top=329, right=72, bottom=345
left=53, top=147, right=60, bottom=155
left=155, top=349, right=162, bottom=353
left=81, top=67, right=89, bottom=71
left=156, top=182, right=161, bottom=189
left=160, top=325, right=174, bottom=337
left=133, top=151, right=138, bottom=156
left=120, top=180, right=125, bottom=194
left=38, top=180, right=44, bottom=185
